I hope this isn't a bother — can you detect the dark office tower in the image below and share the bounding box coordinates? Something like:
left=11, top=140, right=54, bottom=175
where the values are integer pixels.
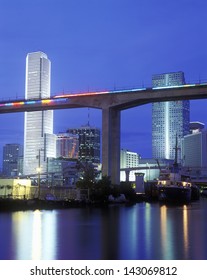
left=67, top=125, right=100, bottom=163
left=152, top=71, right=190, bottom=162
left=3, top=144, right=23, bottom=177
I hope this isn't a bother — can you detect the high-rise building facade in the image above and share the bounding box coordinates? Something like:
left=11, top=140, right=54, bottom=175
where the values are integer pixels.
left=56, top=133, right=79, bottom=159
left=181, top=131, right=207, bottom=169
left=152, top=71, right=190, bottom=161
left=120, top=149, right=140, bottom=181
left=3, top=144, right=23, bottom=177
left=120, top=149, right=139, bottom=169
left=67, top=125, right=100, bottom=163
left=181, top=122, right=207, bottom=170
left=23, top=52, right=56, bottom=175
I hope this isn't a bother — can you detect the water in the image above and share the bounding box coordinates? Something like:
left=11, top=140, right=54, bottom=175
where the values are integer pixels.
left=0, top=198, right=207, bottom=260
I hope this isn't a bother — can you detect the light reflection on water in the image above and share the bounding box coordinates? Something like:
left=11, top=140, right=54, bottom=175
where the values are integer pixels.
left=1, top=199, right=207, bottom=260
left=11, top=210, right=57, bottom=260
left=183, top=205, right=189, bottom=259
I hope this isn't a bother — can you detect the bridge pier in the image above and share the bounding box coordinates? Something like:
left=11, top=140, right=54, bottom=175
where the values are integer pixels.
left=125, top=170, right=130, bottom=182
left=102, top=108, right=120, bottom=185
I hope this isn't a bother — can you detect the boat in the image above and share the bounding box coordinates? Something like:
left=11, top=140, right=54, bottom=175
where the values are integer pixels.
left=156, top=135, right=194, bottom=204
left=157, top=170, right=192, bottom=204
left=191, top=184, right=200, bottom=200
left=201, top=187, right=207, bottom=197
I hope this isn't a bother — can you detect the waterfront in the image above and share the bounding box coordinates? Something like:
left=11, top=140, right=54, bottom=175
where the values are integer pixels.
left=0, top=198, right=207, bottom=260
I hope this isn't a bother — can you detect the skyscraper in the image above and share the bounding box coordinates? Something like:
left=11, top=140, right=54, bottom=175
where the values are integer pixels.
left=23, top=52, right=56, bottom=175
left=56, top=133, right=79, bottom=159
left=3, top=143, right=23, bottom=177
left=67, top=125, right=100, bottom=164
left=152, top=71, right=190, bottom=161
left=120, top=149, right=140, bottom=181
left=181, top=122, right=206, bottom=170
left=120, top=149, right=139, bottom=169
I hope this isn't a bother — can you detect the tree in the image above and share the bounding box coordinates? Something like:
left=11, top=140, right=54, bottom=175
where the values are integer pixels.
left=76, top=162, right=96, bottom=190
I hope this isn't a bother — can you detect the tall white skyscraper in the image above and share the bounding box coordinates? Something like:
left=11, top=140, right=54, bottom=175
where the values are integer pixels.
left=23, top=52, right=56, bottom=175
left=152, top=71, right=190, bottom=162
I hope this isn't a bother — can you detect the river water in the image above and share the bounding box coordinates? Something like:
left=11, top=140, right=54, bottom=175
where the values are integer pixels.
left=0, top=198, right=207, bottom=260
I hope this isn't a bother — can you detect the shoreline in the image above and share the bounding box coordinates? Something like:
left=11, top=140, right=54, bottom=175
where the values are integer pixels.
left=0, top=196, right=146, bottom=212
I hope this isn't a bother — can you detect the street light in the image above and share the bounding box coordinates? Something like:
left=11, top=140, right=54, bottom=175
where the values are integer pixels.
left=36, top=148, right=44, bottom=199
left=37, top=167, right=41, bottom=199
left=146, top=162, right=150, bottom=181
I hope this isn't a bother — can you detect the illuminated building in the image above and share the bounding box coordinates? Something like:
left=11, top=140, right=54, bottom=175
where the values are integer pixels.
left=120, top=149, right=139, bottom=168
left=23, top=52, right=56, bottom=175
left=152, top=71, right=190, bottom=161
left=47, top=158, right=80, bottom=187
left=67, top=125, right=100, bottom=163
left=2, top=143, right=23, bottom=177
left=120, top=149, right=140, bottom=181
left=189, top=121, right=205, bottom=134
left=120, top=150, right=171, bottom=182
left=56, top=133, right=79, bottom=159
left=181, top=122, right=207, bottom=173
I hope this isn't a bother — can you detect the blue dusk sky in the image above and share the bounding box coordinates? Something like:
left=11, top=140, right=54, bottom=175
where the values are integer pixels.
left=0, top=0, right=207, bottom=165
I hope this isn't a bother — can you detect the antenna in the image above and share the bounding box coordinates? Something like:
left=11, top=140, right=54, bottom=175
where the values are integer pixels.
left=174, top=134, right=178, bottom=167
left=87, top=107, right=90, bottom=126
left=173, top=134, right=180, bottom=171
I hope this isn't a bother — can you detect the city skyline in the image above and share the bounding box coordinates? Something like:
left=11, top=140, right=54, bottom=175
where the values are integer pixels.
left=0, top=0, right=207, bottom=165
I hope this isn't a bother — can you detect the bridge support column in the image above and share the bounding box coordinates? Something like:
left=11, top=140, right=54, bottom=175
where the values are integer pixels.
left=125, top=170, right=130, bottom=182
left=102, top=108, right=120, bottom=185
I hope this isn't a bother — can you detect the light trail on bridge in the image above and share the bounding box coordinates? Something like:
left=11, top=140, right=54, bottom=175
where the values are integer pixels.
left=0, top=97, right=68, bottom=108
left=0, top=82, right=206, bottom=109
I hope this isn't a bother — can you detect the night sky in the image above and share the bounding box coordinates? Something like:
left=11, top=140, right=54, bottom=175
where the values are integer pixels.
left=0, top=0, right=207, bottom=167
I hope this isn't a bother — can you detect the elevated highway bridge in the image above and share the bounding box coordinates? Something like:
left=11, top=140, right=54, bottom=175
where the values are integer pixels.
left=1, top=83, right=207, bottom=184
